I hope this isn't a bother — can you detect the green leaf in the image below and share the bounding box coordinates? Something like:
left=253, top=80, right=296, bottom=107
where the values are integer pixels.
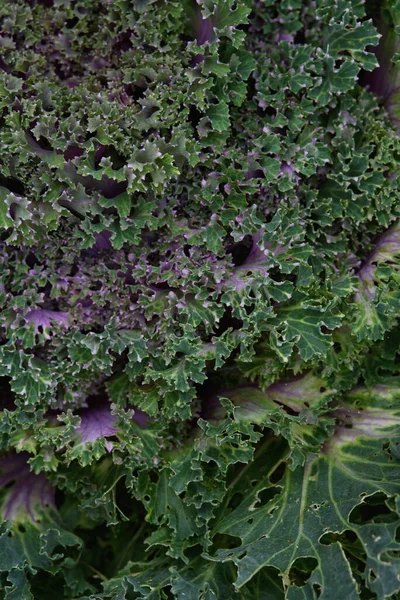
left=213, top=419, right=400, bottom=598
left=106, top=373, right=133, bottom=404
left=170, top=559, right=235, bottom=600
left=202, top=57, right=230, bottom=77
left=205, top=216, right=227, bottom=253
left=275, top=295, right=343, bottom=360
left=145, top=469, right=199, bottom=558
left=206, top=101, right=230, bottom=132
left=325, top=20, right=380, bottom=69
left=100, top=192, right=132, bottom=218
left=0, top=188, right=14, bottom=229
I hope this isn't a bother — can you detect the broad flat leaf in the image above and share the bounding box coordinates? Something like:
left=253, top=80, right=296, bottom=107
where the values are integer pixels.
left=239, top=567, right=284, bottom=599
left=170, top=559, right=235, bottom=600
left=213, top=397, right=400, bottom=599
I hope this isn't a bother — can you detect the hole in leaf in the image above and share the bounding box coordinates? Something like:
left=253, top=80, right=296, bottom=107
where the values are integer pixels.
left=269, top=461, right=286, bottom=484
left=288, top=557, right=318, bottom=587
left=396, top=526, right=400, bottom=542
left=381, top=550, right=400, bottom=561
left=313, top=584, right=322, bottom=598
left=228, top=492, right=243, bottom=510
left=209, top=533, right=241, bottom=553
left=256, top=486, right=280, bottom=507
left=349, top=492, right=397, bottom=525
left=320, top=529, right=357, bottom=546
left=149, top=471, right=159, bottom=484
left=369, top=569, right=377, bottom=582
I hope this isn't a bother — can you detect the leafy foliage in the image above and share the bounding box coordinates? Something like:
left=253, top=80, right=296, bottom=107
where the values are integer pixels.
left=1, top=0, right=400, bottom=598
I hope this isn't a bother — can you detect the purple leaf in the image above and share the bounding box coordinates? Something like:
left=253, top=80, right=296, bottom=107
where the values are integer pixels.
left=75, top=402, right=151, bottom=451
left=0, top=453, right=55, bottom=523
left=91, top=230, right=113, bottom=252
left=76, top=403, right=118, bottom=451
left=193, top=7, right=216, bottom=45
left=132, top=407, right=152, bottom=429
left=25, top=309, right=70, bottom=334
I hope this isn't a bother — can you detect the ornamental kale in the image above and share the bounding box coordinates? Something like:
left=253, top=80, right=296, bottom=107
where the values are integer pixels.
left=1, top=0, right=400, bottom=598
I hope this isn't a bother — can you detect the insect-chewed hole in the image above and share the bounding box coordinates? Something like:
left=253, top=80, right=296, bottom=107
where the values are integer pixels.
left=255, top=486, right=280, bottom=508
left=369, top=569, right=377, bottom=582
left=228, top=492, right=243, bottom=510
left=319, top=529, right=357, bottom=546
left=288, top=557, right=318, bottom=587
left=349, top=492, right=397, bottom=525
left=313, top=584, right=322, bottom=598
left=269, top=461, right=286, bottom=484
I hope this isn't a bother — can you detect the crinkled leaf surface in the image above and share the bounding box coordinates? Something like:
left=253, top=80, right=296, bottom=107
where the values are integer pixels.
left=0, top=0, right=400, bottom=598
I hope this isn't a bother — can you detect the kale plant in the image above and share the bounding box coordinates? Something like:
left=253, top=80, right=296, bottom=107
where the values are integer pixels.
left=1, top=0, right=400, bottom=598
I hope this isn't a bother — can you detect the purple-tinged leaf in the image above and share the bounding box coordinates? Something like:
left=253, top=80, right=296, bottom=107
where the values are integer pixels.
left=91, top=230, right=112, bottom=252
left=75, top=403, right=118, bottom=451
left=0, top=453, right=55, bottom=523
left=353, top=220, right=400, bottom=340
left=75, top=402, right=151, bottom=451
left=265, top=372, right=336, bottom=413
left=361, top=1, right=400, bottom=128
left=193, top=7, right=216, bottom=45
left=25, top=310, right=70, bottom=334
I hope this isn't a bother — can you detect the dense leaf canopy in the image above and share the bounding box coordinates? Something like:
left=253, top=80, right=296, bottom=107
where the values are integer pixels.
left=1, top=0, right=400, bottom=598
